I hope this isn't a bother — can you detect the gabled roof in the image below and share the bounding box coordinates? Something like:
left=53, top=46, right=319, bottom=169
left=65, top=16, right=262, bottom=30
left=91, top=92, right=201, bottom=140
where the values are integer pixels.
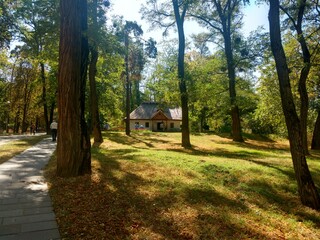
left=151, top=109, right=169, bottom=120
left=130, top=102, right=182, bottom=120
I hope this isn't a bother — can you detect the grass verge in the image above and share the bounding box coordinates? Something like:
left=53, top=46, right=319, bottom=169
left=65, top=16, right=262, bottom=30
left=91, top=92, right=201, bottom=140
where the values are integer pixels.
left=45, top=132, right=320, bottom=239
left=0, top=134, right=48, bottom=164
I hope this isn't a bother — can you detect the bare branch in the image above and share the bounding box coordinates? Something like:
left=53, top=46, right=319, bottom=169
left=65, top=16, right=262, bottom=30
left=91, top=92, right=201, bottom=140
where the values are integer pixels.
left=190, top=14, right=223, bottom=34
left=279, top=5, right=298, bottom=30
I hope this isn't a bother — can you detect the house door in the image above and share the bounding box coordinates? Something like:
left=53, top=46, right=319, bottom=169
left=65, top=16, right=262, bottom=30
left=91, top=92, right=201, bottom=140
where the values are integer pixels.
left=157, top=122, right=164, bottom=131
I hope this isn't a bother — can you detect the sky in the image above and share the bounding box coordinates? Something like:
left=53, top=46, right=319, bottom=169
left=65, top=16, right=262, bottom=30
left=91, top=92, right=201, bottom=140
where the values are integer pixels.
left=109, top=0, right=270, bottom=45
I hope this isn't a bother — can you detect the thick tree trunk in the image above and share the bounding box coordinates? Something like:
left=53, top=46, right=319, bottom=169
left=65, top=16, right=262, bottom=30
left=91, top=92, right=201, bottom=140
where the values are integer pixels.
left=79, top=0, right=91, bottom=174
left=269, top=0, right=320, bottom=210
left=88, top=0, right=103, bottom=144
left=125, top=33, right=131, bottom=136
left=173, top=0, right=191, bottom=148
left=57, top=0, right=91, bottom=177
left=231, top=105, right=242, bottom=141
left=40, top=63, right=50, bottom=134
left=223, top=20, right=243, bottom=142
left=299, top=76, right=309, bottom=154
left=49, top=101, right=55, bottom=125
left=295, top=0, right=310, bottom=155
left=311, top=110, right=320, bottom=150
left=89, top=47, right=103, bottom=143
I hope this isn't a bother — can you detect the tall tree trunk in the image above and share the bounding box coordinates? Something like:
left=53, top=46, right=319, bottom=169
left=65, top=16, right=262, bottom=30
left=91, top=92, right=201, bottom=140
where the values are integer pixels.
left=89, top=0, right=103, bottom=143
left=125, top=33, right=131, bottom=136
left=14, top=111, right=20, bottom=134
left=173, top=0, right=191, bottom=148
left=40, top=62, right=50, bottom=134
left=35, top=116, right=40, bottom=132
left=133, top=79, right=141, bottom=108
left=294, top=0, right=311, bottom=155
left=299, top=70, right=310, bottom=154
left=22, top=101, right=28, bottom=133
left=269, top=0, right=320, bottom=210
left=49, top=101, right=55, bottom=124
left=22, top=78, right=31, bottom=133
left=311, top=110, right=320, bottom=150
left=222, top=18, right=243, bottom=142
left=79, top=0, right=91, bottom=173
left=57, top=0, right=91, bottom=177
left=89, top=47, right=103, bottom=143
left=6, top=113, right=9, bottom=133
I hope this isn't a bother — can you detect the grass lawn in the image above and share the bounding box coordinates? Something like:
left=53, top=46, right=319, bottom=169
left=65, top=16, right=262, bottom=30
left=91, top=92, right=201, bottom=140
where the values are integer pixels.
left=0, top=134, right=48, bottom=164
left=45, top=131, right=320, bottom=239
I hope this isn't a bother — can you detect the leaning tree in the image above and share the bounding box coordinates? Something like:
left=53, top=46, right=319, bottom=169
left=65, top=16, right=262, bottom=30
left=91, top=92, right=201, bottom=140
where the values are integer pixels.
left=269, top=0, right=320, bottom=210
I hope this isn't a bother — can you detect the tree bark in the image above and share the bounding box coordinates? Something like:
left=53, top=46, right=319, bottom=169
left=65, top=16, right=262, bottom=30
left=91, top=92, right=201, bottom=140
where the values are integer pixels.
left=22, top=69, right=32, bottom=133
left=89, top=47, right=103, bottom=143
left=79, top=0, right=91, bottom=174
left=269, top=0, right=320, bottom=210
left=40, top=62, right=50, bottom=135
left=125, top=32, right=131, bottom=136
left=172, top=0, right=191, bottom=148
left=57, top=0, right=91, bottom=177
left=311, top=110, right=320, bottom=150
left=88, top=0, right=103, bottom=144
left=295, top=0, right=310, bottom=155
left=220, top=3, right=243, bottom=142
left=49, top=101, right=55, bottom=125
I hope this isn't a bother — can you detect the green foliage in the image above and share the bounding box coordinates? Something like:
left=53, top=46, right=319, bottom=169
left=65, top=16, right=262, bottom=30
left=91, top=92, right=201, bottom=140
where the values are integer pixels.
left=95, top=52, right=124, bottom=128
left=185, top=52, right=229, bottom=132
left=0, top=0, right=16, bottom=48
left=144, top=40, right=180, bottom=105
left=252, top=61, right=287, bottom=135
left=189, top=52, right=258, bottom=132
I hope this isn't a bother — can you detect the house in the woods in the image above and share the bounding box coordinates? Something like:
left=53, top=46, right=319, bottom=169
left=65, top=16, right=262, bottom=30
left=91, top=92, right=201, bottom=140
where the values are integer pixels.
left=129, top=102, right=182, bottom=131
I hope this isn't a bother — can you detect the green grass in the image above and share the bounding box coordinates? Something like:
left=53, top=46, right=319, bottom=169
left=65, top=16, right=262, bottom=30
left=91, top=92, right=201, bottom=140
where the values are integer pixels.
left=46, top=131, right=320, bottom=239
left=0, top=134, right=48, bottom=164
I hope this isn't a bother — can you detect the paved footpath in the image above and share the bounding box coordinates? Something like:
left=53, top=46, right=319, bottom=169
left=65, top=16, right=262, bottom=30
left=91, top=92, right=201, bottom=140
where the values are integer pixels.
left=0, top=137, right=60, bottom=240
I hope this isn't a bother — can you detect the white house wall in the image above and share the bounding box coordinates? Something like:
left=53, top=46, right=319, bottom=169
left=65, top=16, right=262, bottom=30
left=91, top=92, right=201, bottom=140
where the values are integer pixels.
left=130, top=120, right=181, bottom=131
left=130, top=120, right=151, bottom=130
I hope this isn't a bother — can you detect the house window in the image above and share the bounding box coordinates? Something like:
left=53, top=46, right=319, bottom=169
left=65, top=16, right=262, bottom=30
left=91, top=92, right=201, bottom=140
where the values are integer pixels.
left=145, top=122, right=149, bottom=128
left=170, top=123, right=174, bottom=128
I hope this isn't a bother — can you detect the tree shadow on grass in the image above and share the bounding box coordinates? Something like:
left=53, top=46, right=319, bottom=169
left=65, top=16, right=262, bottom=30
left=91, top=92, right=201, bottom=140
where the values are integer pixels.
left=85, top=146, right=296, bottom=239
left=198, top=162, right=320, bottom=229
left=130, top=135, right=154, bottom=148
left=48, top=144, right=282, bottom=240
left=169, top=146, right=285, bottom=163
left=241, top=158, right=296, bottom=180
left=103, top=131, right=141, bottom=146
left=242, top=178, right=320, bottom=226
left=48, top=133, right=320, bottom=239
left=104, top=132, right=174, bottom=149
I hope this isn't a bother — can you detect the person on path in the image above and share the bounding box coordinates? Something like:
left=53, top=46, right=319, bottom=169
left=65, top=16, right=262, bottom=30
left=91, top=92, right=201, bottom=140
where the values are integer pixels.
left=50, top=120, right=58, bottom=141
left=31, top=124, right=36, bottom=135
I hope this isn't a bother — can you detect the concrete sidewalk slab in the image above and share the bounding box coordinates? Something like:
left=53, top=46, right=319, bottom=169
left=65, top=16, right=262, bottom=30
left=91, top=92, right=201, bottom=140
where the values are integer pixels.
left=0, top=138, right=60, bottom=240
